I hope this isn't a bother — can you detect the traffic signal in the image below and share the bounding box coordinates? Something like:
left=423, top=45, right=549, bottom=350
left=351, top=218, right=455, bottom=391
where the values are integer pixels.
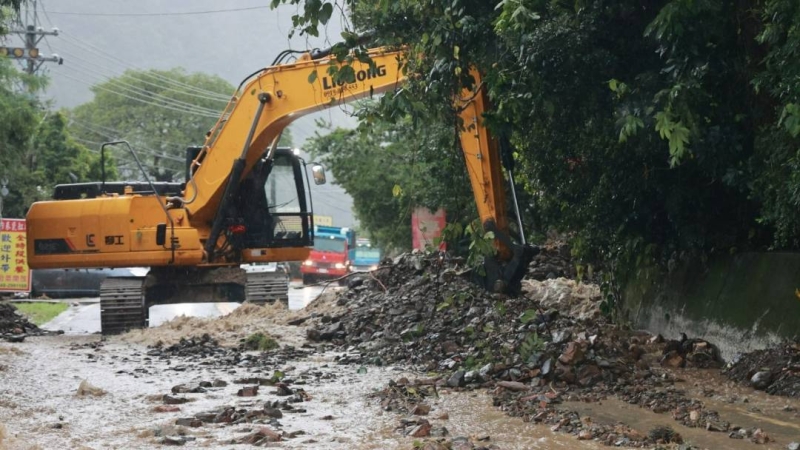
left=0, top=47, right=40, bottom=59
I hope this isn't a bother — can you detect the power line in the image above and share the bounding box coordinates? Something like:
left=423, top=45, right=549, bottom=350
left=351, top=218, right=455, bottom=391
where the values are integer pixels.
left=58, top=59, right=224, bottom=117
left=51, top=42, right=229, bottom=110
left=66, top=116, right=197, bottom=152
left=44, top=6, right=271, bottom=17
left=57, top=33, right=232, bottom=103
left=58, top=71, right=220, bottom=118
left=80, top=145, right=182, bottom=178
left=8, top=0, right=62, bottom=76
left=69, top=119, right=186, bottom=164
left=38, top=2, right=232, bottom=102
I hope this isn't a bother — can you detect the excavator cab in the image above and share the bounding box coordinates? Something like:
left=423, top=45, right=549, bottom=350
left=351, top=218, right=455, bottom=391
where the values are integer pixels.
left=235, top=148, right=315, bottom=251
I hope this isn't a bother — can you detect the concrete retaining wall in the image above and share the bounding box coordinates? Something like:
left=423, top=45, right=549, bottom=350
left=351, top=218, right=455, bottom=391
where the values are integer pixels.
left=623, top=252, right=800, bottom=360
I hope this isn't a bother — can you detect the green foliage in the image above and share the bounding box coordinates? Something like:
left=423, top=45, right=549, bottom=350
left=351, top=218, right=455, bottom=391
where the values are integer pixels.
left=518, top=308, right=537, bottom=324
left=0, top=57, right=106, bottom=217
left=518, top=331, right=544, bottom=363
left=272, top=0, right=800, bottom=299
left=13, top=302, right=68, bottom=325
left=243, top=332, right=279, bottom=351
left=306, top=111, right=474, bottom=252
left=464, top=221, right=496, bottom=275
left=270, top=369, right=285, bottom=383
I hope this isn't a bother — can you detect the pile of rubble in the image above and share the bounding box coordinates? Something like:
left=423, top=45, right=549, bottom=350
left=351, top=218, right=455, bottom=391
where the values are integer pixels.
left=307, top=253, right=721, bottom=382
left=144, top=334, right=316, bottom=370
left=302, top=252, right=748, bottom=444
left=0, top=302, right=42, bottom=341
left=724, top=342, right=800, bottom=397
left=526, top=243, right=577, bottom=281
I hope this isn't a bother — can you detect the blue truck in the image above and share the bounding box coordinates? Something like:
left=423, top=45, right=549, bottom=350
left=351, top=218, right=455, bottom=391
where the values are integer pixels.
left=351, top=238, right=382, bottom=272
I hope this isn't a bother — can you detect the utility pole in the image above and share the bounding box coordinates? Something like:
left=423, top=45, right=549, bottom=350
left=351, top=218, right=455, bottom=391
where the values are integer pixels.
left=6, top=0, right=62, bottom=76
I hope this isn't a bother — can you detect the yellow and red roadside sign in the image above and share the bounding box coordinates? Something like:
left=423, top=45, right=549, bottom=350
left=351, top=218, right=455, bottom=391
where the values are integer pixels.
left=0, top=218, right=31, bottom=292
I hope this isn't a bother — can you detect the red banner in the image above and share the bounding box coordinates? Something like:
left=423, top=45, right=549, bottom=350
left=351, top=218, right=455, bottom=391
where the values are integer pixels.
left=411, top=207, right=446, bottom=251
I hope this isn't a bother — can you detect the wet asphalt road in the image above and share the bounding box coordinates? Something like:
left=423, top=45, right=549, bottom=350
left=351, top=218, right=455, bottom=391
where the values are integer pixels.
left=42, top=281, right=325, bottom=334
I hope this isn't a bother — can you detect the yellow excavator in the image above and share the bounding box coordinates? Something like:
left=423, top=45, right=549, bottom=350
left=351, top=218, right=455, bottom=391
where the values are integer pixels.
left=26, top=42, right=536, bottom=334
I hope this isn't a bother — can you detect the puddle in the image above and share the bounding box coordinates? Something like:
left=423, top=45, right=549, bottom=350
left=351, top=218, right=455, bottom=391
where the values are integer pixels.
left=357, top=389, right=605, bottom=450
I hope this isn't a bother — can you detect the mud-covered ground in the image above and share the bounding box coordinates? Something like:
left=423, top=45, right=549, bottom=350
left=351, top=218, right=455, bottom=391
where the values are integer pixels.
left=2, top=252, right=800, bottom=449
left=0, top=317, right=606, bottom=449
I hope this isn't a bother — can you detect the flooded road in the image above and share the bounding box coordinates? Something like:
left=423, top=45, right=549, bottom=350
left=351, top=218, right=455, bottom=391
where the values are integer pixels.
left=1, top=336, right=603, bottom=450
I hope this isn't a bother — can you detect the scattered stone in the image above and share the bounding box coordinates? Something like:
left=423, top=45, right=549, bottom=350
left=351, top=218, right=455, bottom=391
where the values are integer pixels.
left=447, top=371, right=465, bottom=388
left=558, top=341, right=586, bottom=365
left=174, top=418, right=202, bottom=428
left=274, top=384, right=293, bottom=396
left=751, top=428, right=771, bottom=444
left=431, top=426, right=449, bottom=437
left=497, top=381, right=528, bottom=392
left=162, top=395, right=188, bottom=405
left=162, top=435, right=187, bottom=446
left=408, top=420, right=432, bottom=438
left=153, top=406, right=181, bottom=413
left=237, top=386, right=259, bottom=397
left=648, top=426, right=682, bottom=444
left=76, top=380, right=106, bottom=397
left=4, top=334, right=25, bottom=343
left=238, top=427, right=281, bottom=444
left=0, top=303, right=47, bottom=337
left=263, top=407, right=283, bottom=419
left=750, top=371, right=772, bottom=390
left=724, top=342, right=800, bottom=397
left=411, top=404, right=431, bottom=416
left=661, top=351, right=686, bottom=368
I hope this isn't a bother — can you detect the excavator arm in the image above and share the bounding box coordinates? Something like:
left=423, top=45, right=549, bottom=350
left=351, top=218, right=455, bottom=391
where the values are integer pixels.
left=182, top=46, right=533, bottom=289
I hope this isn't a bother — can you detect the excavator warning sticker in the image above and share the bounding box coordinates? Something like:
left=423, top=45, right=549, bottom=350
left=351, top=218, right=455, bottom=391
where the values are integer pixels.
left=0, top=219, right=31, bottom=292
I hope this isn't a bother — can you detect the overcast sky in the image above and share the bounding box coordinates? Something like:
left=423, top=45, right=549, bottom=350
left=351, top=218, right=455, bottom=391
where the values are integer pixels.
left=7, top=0, right=358, bottom=226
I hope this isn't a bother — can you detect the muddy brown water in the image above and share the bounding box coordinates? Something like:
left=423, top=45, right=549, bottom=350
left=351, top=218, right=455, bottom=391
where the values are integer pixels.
left=2, top=337, right=799, bottom=449
left=568, top=368, right=800, bottom=450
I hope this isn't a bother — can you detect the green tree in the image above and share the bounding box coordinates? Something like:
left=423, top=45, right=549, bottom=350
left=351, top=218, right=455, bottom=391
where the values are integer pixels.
left=307, top=113, right=474, bottom=251
left=69, top=68, right=293, bottom=182
left=70, top=68, right=244, bottom=182
left=274, top=0, right=800, bottom=274
left=2, top=111, right=111, bottom=218
left=0, top=0, right=21, bottom=35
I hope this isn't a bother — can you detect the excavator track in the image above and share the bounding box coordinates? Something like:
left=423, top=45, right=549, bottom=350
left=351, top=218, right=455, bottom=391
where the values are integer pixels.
left=245, top=271, right=289, bottom=305
left=100, top=277, right=148, bottom=335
